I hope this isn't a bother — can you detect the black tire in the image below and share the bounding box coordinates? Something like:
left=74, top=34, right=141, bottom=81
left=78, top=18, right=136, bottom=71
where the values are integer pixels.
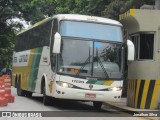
left=17, top=80, right=25, bottom=96
left=15, top=77, right=17, bottom=88
left=93, top=101, right=102, bottom=110
left=43, top=84, right=51, bottom=106
left=25, top=91, right=32, bottom=97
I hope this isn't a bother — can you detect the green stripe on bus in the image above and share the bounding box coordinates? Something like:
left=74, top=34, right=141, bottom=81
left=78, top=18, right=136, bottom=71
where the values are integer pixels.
left=86, top=80, right=96, bottom=84
left=86, top=80, right=113, bottom=85
left=28, top=47, right=43, bottom=91
left=95, top=81, right=104, bottom=85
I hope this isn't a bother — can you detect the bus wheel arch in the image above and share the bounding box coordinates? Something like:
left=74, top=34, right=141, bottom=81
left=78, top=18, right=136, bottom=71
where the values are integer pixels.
left=17, top=74, right=25, bottom=96
left=15, top=74, right=18, bottom=88
left=93, top=101, right=102, bottom=110
left=15, top=73, right=20, bottom=88
left=41, top=76, right=46, bottom=94
left=41, top=75, right=51, bottom=106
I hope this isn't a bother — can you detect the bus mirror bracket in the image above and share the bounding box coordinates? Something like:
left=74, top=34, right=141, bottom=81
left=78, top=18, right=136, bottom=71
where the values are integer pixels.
left=127, top=40, right=135, bottom=61
left=53, top=32, right=61, bottom=54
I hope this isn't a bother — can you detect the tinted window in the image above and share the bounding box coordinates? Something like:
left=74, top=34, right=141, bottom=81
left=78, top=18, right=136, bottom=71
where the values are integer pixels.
left=15, top=20, right=52, bottom=52
left=131, top=33, right=154, bottom=60
left=60, top=21, right=122, bottom=42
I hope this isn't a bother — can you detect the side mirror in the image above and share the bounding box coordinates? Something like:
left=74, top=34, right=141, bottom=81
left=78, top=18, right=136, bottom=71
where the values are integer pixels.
left=127, top=40, right=135, bottom=61
left=53, top=32, right=61, bottom=54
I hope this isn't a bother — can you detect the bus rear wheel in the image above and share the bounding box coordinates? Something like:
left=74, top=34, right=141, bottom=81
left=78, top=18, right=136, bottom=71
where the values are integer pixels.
left=17, top=80, right=25, bottom=96
left=93, top=101, right=102, bottom=110
left=43, top=85, right=51, bottom=106
left=25, top=91, right=32, bottom=97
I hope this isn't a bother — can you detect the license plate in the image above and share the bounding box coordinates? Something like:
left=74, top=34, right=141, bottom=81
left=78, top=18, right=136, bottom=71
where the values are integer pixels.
left=85, top=93, right=96, bottom=98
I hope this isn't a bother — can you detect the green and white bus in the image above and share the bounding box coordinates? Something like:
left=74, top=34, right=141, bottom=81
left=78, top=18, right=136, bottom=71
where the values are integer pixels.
left=12, top=14, right=134, bottom=109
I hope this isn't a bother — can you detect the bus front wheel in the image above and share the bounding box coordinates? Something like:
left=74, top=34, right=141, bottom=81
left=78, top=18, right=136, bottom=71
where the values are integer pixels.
left=93, top=101, right=102, bottom=110
left=43, top=85, right=51, bottom=106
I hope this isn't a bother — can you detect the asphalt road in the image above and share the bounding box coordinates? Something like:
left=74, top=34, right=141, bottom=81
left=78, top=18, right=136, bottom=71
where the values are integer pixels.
left=0, top=87, right=149, bottom=120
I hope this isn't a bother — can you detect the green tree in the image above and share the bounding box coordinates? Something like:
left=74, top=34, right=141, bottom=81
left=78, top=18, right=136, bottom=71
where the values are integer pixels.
left=0, top=0, right=55, bottom=67
left=102, top=0, right=125, bottom=20
left=85, top=0, right=111, bottom=16
left=0, top=0, right=156, bottom=68
left=0, top=0, right=18, bottom=67
left=20, top=0, right=56, bottom=24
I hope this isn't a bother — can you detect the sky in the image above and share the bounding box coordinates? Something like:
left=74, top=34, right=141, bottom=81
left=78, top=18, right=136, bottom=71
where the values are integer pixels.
left=7, top=17, right=31, bottom=29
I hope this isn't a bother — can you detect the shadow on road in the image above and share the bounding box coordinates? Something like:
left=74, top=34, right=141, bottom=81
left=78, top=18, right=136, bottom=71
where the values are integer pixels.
left=30, top=96, right=95, bottom=110
left=26, top=95, right=123, bottom=116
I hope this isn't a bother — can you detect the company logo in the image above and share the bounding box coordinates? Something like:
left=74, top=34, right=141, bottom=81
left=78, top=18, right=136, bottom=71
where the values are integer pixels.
left=1, top=112, right=42, bottom=117
left=19, top=54, right=28, bottom=63
left=2, top=112, right=11, bottom=117
left=43, top=57, right=48, bottom=63
left=89, top=84, right=93, bottom=89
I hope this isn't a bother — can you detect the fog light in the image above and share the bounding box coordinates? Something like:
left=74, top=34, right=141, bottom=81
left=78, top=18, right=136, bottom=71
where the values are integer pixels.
left=56, top=90, right=61, bottom=94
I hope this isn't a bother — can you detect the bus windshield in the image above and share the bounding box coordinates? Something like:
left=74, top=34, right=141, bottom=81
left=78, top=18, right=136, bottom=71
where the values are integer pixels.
left=56, top=20, right=123, bottom=79
left=58, top=39, right=123, bottom=79
left=60, top=21, right=122, bottom=42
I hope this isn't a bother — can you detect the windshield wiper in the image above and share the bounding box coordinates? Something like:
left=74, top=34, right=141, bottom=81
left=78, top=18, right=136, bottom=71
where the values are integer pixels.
left=76, top=55, right=109, bottom=78
left=76, top=55, right=92, bottom=76
left=95, top=56, right=109, bottom=78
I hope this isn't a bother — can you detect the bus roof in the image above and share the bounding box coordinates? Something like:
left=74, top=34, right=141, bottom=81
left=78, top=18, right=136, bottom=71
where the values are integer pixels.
left=17, top=17, right=52, bottom=35
left=17, top=14, right=122, bottom=35
left=53, top=14, right=122, bottom=26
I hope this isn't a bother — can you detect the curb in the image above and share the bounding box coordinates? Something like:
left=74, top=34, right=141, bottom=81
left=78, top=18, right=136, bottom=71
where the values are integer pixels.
left=103, top=102, right=160, bottom=120
left=104, top=102, right=138, bottom=115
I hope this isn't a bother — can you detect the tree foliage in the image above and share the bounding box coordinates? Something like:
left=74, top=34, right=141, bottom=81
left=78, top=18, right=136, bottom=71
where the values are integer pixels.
left=0, top=0, right=156, bottom=67
left=0, top=0, right=19, bottom=67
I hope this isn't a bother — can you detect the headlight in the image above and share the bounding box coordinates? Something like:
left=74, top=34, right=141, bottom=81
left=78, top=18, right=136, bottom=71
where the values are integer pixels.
left=56, top=81, right=73, bottom=88
left=108, top=87, right=122, bottom=91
